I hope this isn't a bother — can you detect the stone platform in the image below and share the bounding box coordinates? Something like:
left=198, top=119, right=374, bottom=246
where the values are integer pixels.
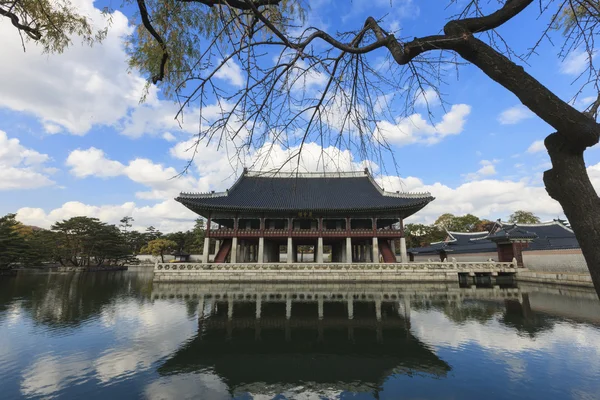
left=153, top=261, right=518, bottom=283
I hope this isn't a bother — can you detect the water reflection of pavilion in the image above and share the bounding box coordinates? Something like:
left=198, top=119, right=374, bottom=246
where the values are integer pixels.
left=157, top=285, right=454, bottom=394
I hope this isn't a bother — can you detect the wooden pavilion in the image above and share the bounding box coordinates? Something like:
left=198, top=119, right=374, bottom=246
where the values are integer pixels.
left=176, top=169, right=434, bottom=264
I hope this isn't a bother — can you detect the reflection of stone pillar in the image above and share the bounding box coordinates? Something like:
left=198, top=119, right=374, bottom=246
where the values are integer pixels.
left=198, top=296, right=205, bottom=319
left=258, top=237, right=264, bottom=264
left=202, top=239, right=210, bottom=263
left=287, top=237, right=293, bottom=264
left=317, top=237, right=324, bottom=263
left=400, top=237, right=408, bottom=263
left=228, top=298, right=234, bottom=320
left=347, top=298, right=354, bottom=319
left=346, top=237, right=352, bottom=264
left=285, top=320, right=291, bottom=342
left=403, top=297, right=411, bottom=320
left=372, top=237, right=379, bottom=263
left=256, top=297, right=262, bottom=319
left=286, top=297, right=292, bottom=319
left=231, top=237, right=238, bottom=263
left=375, top=298, right=382, bottom=321
left=318, top=297, right=324, bottom=320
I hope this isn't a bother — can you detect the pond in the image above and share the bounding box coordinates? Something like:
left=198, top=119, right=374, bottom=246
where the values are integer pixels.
left=1, top=270, right=599, bottom=399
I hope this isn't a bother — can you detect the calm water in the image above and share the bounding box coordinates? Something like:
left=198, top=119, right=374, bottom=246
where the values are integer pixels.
left=1, top=271, right=600, bottom=399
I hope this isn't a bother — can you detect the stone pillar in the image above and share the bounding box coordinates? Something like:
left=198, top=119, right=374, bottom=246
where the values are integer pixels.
left=346, top=237, right=352, bottom=263
left=256, top=297, right=262, bottom=319
left=390, top=239, right=396, bottom=262
left=286, top=297, right=292, bottom=319
left=365, top=244, right=372, bottom=263
left=231, top=237, right=238, bottom=263
left=372, top=237, right=379, bottom=264
left=347, top=298, right=354, bottom=319
left=316, top=237, right=324, bottom=263
left=214, top=240, right=221, bottom=256
left=202, top=238, right=210, bottom=263
left=318, top=297, right=324, bottom=320
left=258, top=237, right=264, bottom=264
left=287, top=237, right=293, bottom=264
left=400, top=237, right=407, bottom=263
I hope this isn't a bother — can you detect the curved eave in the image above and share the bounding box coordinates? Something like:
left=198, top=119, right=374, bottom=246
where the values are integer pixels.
left=176, top=196, right=435, bottom=215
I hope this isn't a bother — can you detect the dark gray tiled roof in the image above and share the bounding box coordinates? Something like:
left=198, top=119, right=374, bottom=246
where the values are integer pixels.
left=446, top=231, right=489, bottom=246
left=487, top=225, right=538, bottom=240
left=176, top=171, right=434, bottom=214
left=524, top=237, right=580, bottom=251
left=498, top=222, right=573, bottom=238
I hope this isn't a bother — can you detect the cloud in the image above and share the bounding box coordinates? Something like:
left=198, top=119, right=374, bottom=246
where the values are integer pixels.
left=162, top=132, right=177, bottom=142
left=527, top=140, right=546, bottom=154
left=560, top=50, right=596, bottom=76
left=462, top=160, right=498, bottom=181
left=498, top=105, right=534, bottom=125
left=374, top=104, right=471, bottom=147
left=213, top=58, right=245, bottom=87
left=0, top=0, right=152, bottom=136
left=16, top=199, right=198, bottom=232
left=377, top=172, right=572, bottom=223
left=66, top=147, right=202, bottom=200
left=0, top=130, right=54, bottom=190
left=415, top=88, right=440, bottom=108
left=66, top=147, right=125, bottom=178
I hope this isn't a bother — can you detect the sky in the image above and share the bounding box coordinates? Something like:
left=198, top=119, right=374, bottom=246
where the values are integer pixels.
left=2, top=0, right=600, bottom=233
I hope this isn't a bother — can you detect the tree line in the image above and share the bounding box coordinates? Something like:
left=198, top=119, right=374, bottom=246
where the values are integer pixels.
left=0, top=215, right=206, bottom=269
left=404, top=210, right=542, bottom=249
left=1, top=210, right=543, bottom=268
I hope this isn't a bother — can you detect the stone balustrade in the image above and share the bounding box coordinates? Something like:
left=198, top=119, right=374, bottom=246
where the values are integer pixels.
left=153, top=261, right=518, bottom=282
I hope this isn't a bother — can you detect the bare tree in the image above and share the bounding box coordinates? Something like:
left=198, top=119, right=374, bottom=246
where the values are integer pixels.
left=128, top=0, right=600, bottom=297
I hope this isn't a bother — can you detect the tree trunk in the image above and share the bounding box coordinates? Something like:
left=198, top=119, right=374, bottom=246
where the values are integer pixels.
left=544, top=132, right=600, bottom=297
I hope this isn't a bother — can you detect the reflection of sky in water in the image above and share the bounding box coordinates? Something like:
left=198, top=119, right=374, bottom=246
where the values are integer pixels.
left=0, top=272, right=600, bottom=399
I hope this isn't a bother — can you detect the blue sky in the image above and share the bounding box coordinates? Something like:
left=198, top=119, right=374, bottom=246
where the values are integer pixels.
left=1, top=0, right=599, bottom=232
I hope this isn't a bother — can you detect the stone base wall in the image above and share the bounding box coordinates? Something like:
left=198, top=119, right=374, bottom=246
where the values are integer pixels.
left=136, top=254, right=204, bottom=264
left=153, top=261, right=517, bottom=283
left=408, top=252, right=497, bottom=263
left=516, top=270, right=593, bottom=287
left=522, top=249, right=588, bottom=272
left=154, top=269, right=460, bottom=283
left=56, top=266, right=128, bottom=272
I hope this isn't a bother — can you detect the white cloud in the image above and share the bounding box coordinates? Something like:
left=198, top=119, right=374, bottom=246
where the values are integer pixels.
left=377, top=172, right=570, bottom=223
left=498, top=105, right=534, bottom=125
left=16, top=199, right=198, bottom=232
left=66, top=147, right=202, bottom=200
left=462, top=160, right=498, bottom=181
left=0, top=0, right=151, bottom=135
left=213, top=58, right=245, bottom=87
left=0, top=130, right=54, bottom=190
left=66, top=147, right=125, bottom=178
left=560, top=50, right=596, bottom=76
left=162, top=132, right=176, bottom=142
left=415, top=88, right=440, bottom=108
left=374, top=104, right=471, bottom=147
left=527, top=140, right=546, bottom=154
